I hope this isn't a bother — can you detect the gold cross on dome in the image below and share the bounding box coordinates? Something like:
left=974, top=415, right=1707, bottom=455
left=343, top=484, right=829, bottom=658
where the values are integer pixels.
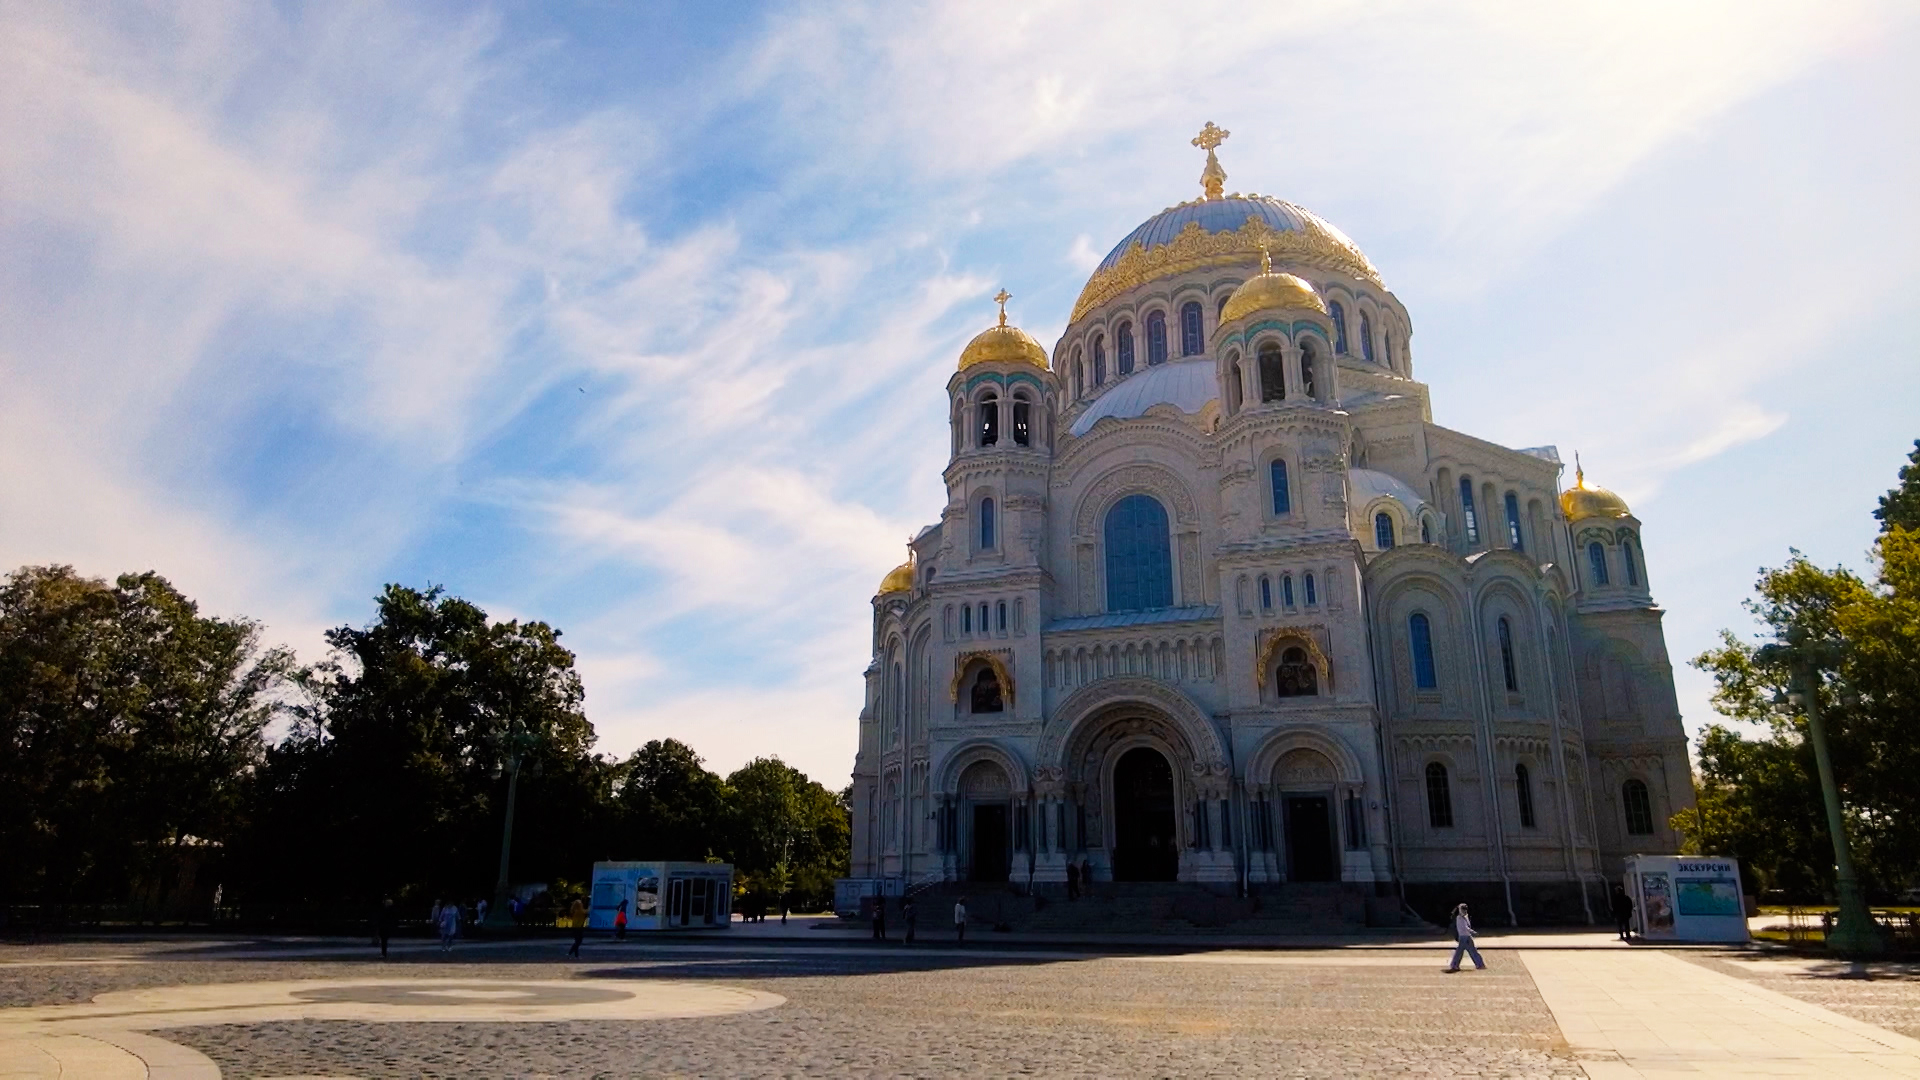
left=1192, top=122, right=1230, bottom=152
left=994, top=289, right=1011, bottom=326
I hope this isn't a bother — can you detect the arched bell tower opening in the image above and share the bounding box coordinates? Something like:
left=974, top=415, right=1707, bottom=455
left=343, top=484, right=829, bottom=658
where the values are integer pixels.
left=1111, top=747, right=1178, bottom=881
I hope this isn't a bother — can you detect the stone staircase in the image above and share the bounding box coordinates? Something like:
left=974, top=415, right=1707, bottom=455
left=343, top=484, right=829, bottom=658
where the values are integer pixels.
left=904, top=881, right=1377, bottom=936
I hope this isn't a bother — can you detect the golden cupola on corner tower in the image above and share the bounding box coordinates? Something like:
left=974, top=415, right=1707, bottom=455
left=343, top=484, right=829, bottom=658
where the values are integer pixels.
left=957, top=289, right=1049, bottom=372
left=1559, top=458, right=1632, bottom=521
left=1219, top=246, right=1328, bottom=323
left=877, top=551, right=915, bottom=595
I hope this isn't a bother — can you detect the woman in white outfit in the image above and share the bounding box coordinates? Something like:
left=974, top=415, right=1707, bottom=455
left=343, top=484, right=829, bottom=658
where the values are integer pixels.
left=1446, top=903, right=1485, bottom=971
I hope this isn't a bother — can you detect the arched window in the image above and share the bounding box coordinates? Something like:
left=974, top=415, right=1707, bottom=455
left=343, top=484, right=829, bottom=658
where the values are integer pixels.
left=1459, top=476, right=1479, bottom=545
left=1072, top=351, right=1084, bottom=399
left=1420, top=517, right=1433, bottom=544
left=1092, top=334, right=1107, bottom=385
left=996, top=600, right=1007, bottom=632
left=978, top=394, right=999, bottom=447
left=1259, top=575, right=1272, bottom=610
left=1227, top=355, right=1244, bottom=414
left=1216, top=293, right=1230, bottom=320
left=979, top=602, right=988, bottom=630
left=962, top=604, right=972, bottom=634
left=1300, top=340, right=1318, bottom=400
left=1516, top=764, right=1537, bottom=828
left=1497, top=616, right=1518, bottom=692
left=1375, top=512, right=1395, bottom=550
left=1360, top=312, right=1376, bottom=362
left=1258, top=342, right=1286, bottom=402
left=1304, top=573, right=1317, bottom=606
left=1145, top=310, right=1168, bottom=365
left=1504, top=492, right=1524, bottom=551
left=1116, top=321, right=1135, bottom=374
left=1588, top=542, right=1610, bottom=586
left=1104, top=494, right=1173, bottom=612
left=1409, top=613, right=1437, bottom=689
left=1282, top=574, right=1296, bottom=607
left=1180, top=301, right=1203, bottom=356
left=1426, top=762, right=1453, bottom=828
left=1384, top=329, right=1395, bottom=370
left=970, top=667, right=1004, bottom=713
left=1276, top=646, right=1318, bottom=697
left=1270, top=459, right=1291, bottom=515
left=1011, top=397, right=1032, bottom=447
left=1623, top=779, right=1655, bottom=835
left=1622, top=539, right=1640, bottom=587
left=1329, top=300, right=1348, bottom=354
left=979, top=497, right=996, bottom=550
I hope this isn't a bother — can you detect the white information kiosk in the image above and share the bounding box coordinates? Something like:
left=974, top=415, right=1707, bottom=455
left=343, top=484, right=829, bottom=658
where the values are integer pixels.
left=588, top=861, right=733, bottom=931
left=1622, top=855, right=1749, bottom=943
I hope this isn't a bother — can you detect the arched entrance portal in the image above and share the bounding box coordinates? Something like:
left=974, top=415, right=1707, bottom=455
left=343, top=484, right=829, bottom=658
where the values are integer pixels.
left=959, top=760, right=1011, bottom=883
left=1112, top=747, right=1178, bottom=881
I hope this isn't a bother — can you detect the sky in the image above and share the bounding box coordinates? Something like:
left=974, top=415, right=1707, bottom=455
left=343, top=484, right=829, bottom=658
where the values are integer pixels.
left=3, top=0, right=1917, bottom=787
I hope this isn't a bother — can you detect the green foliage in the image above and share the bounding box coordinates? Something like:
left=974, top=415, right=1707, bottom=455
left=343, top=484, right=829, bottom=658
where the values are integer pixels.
left=1684, top=441, right=1920, bottom=896
left=612, top=739, right=729, bottom=860
left=0, top=566, right=293, bottom=908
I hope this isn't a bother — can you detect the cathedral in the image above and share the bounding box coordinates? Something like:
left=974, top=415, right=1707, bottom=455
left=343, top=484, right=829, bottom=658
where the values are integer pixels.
left=849, top=127, right=1691, bottom=923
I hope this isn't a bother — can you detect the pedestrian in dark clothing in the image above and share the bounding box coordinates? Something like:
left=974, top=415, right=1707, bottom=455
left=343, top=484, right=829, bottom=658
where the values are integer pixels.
left=871, top=899, right=887, bottom=941
left=567, top=899, right=586, bottom=958
left=1611, top=885, right=1635, bottom=941
left=903, top=899, right=917, bottom=944
left=1066, top=860, right=1080, bottom=901
left=376, top=898, right=394, bottom=959
left=954, top=897, right=968, bottom=944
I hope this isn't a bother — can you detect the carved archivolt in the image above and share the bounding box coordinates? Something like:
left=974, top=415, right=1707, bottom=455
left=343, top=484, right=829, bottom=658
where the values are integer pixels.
left=1040, top=676, right=1227, bottom=773
left=1249, top=727, right=1364, bottom=786
left=1394, top=733, right=1478, bottom=779
left=1253, top=627, right=1332, bottom=692
left=938, top=738, right=1029, bottom=796
left=949, top=650, right=1016, bottom=706
left=1073, top=463, right=1198, bottom=536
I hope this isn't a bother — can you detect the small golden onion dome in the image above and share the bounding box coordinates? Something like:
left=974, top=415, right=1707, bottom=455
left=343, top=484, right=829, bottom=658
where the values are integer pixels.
left=958, top=288, right=1049, bottom=372
left=1219, top=250, right=1328, bottom=323
left=1559, top=461, right=1632, bottom=520
left=877, top=558, right=915, bottom=595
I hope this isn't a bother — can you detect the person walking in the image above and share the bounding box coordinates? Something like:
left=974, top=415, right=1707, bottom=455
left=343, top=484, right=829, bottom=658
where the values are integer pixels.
left=1445, top=903, right=1485, bottom=972
left=1611, top=884, right=1635, bottom=942
left=1066, top=860, right=1080, bottom=901
left=567, top=898, right=586, bottom=958
left=954, top=896, right=968, bottom=944
left=614, top=899, right=628, bottom=941
left=871, top=898, right=887, bottom=941
left=437, top=898, right=460, bottom=954
left=376, top=897, right=394, bottom=960
left=903, top=899, right=917, bottom=945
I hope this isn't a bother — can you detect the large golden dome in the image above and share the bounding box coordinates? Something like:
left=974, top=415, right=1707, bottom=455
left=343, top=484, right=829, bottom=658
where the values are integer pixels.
left=1219, top=252, right=1327, bottom=323
left=957, top=290, right=1048, bottom=371
left=877, top=557, right=915, bottom=595
left=1559, top=464, right=1632, bottom=520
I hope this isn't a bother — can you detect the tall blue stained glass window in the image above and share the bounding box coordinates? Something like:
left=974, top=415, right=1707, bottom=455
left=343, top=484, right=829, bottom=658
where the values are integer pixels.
left=1375, top=512, right=1395, bottom=550
left=1117, top=322, right=1135, bottom=374
left=1360, top=312, right=1375, bottom=362
left=1259, top=576, right=1272, bottom=610
left=1145, top=310, right=1168, bottom=365
left=1270, top=459, right=1290, bottom=515
left=1409, top=613, right=1438, bottom=689
left=1180, top=301, right=1203, bottom=356
left=1330, top=300, right=1348, bottom=354
left=1282, top=574, right=1295, bottom=607
left=1497, top=616, right=1518, bottom=692
left=1588, top=541, right=1610, bottom=586
left=1505, top=492, right=1524, bottom=551
left=1104, top=494, right=1173, bottom=612
left=1622, top=539, right=1640, bottom=586
left=1460, top=476, right=1479, bottom=544
left=979, top=497, right=996, bottom=550
left=1304, top=573, right=1317, bottom=606
left=1092, top=334, right=1107, bottom=385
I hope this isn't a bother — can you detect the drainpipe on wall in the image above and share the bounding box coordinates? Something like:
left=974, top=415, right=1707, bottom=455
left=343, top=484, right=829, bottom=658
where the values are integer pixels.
left=1359, top=573, right=1407, bottom=908
left=1534, top=588, right=1595, bottom=925
left=1463, top=592, right=1519, bottom=928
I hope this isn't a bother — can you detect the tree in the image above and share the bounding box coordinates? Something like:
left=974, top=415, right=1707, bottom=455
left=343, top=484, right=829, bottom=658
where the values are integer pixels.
left=724, top=757, right=849, bottom=910
left=1684, top=442, right=1920, bottom=896
left=0, top=566, right=292, bottom=911
left=612, top=739, right=728, bottom=861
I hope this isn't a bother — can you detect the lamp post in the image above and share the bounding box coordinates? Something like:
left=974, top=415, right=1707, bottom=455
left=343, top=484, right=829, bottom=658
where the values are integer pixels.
left=485, top=727, right=540, bottom=929
left=1756, top=639, right=1885, bottom=956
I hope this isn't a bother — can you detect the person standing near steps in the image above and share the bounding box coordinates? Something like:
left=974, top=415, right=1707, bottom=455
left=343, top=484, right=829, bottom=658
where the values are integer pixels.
left=954, top=897, right=968, bottom=944
left=1445, top=902, right=1485, bottom=972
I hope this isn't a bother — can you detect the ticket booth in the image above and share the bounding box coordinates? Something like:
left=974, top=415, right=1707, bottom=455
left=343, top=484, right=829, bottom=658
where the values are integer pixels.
left=1622, top=855, right=1749, bottom=943
left=588, top=861, right=733, bottom=931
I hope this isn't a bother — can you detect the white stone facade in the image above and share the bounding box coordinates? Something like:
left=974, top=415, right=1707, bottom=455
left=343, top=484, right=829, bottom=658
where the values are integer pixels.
left=850, top=169, right=1691, bottom=923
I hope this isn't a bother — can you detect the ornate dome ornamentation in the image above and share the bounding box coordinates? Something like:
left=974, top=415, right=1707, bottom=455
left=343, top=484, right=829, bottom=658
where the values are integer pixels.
left=877, top=553, right=915, bottom=595
left=958, top=289, right=1049, bottom=371
left=1559, top=458, right=1632, bottom=520
left=1219, top=247, right=1328, bottom=323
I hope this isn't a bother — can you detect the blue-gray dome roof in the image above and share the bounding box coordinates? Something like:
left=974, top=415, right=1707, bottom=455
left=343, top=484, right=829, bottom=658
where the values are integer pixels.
left=1069, top=360, right=1217, bottom=437
left=1098, top=197, right=1331, bottom=272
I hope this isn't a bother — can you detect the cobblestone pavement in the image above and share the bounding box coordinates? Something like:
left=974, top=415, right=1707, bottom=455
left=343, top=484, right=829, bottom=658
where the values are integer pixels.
left=1678, top=950, right=1920, bottom=1040
left=3, top=938, right=1583, bottom=1078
